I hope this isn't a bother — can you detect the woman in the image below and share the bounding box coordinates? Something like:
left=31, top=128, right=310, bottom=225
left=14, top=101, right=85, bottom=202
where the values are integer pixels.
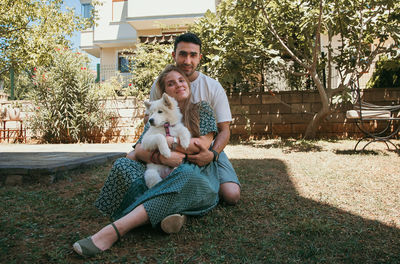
left=73, top=65, right=220, bottom=257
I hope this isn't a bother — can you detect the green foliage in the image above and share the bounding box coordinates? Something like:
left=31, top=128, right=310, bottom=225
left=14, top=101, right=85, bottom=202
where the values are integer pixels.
left=124, top=44, right=173, bottom=99
left=191, top=1, right=312, bottom=92
left=191, top=6, right=272, bottom=92
left=192, top=0, right=400, bottom=94
left=0, top=0, right=98, bottom=80
left=1, top=70, right=35, bottom=100
left=28, top=48, right=112, bottom=143
left=367, top=56, right=400, bottom=88
left=96, top=75, right=122, bottom=98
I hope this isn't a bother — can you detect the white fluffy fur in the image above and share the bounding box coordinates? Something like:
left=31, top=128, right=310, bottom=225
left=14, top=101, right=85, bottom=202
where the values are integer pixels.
left=141, top=93, right=191, bottom=188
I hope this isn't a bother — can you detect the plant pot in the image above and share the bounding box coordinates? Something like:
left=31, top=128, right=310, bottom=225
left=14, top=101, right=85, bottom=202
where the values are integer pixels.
left=8, top=108, right=21, bottom=121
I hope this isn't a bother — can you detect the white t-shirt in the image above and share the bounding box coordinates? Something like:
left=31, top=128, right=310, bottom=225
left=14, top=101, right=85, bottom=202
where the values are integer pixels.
left=150, top=72, right=232, bottom=123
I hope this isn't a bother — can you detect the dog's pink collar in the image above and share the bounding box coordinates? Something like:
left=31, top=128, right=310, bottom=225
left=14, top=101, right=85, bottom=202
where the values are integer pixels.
left=164, top=122, right=175, bottom=136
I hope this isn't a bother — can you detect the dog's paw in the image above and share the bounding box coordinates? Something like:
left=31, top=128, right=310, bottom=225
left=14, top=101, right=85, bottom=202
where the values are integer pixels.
left=145, top=170, right=162, bottom=189
left=159, top=146, right=171, bottom=158
left=179, top=136, right=190, bottom=149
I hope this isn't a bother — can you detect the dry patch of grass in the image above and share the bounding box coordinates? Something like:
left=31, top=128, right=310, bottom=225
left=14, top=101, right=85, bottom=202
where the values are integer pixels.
left=226, top=139, right=400, bottom=228
left=1, top=139, right=399, bottom=263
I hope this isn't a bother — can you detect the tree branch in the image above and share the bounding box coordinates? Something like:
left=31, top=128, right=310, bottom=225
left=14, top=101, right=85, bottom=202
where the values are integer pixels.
left=257, top=2, right=310, bottom=70
left=311, top=0, right=323, bottom=71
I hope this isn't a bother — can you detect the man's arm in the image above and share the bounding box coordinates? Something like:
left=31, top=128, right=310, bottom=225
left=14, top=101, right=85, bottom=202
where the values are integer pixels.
left=212, top=121, right=230, bottom=153
left=187, top=121, right=230, bottom=166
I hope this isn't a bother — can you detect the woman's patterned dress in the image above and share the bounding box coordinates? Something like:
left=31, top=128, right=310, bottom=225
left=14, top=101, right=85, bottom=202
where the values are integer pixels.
left=94, top=101, right=219, bottom=226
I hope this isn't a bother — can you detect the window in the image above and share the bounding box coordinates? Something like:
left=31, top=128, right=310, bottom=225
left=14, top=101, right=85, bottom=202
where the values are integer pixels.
left=118, top=53, right=132, bottom=73
left=81, top=4, right=93, bottom=19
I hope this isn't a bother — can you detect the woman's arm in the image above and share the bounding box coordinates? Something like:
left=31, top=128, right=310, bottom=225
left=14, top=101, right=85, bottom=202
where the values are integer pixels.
left=135, top=143, right=185, bottom=167
left=166, top=133, right=214, bottom=155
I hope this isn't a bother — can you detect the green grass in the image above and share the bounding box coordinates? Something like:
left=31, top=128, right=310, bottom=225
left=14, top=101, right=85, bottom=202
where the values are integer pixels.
left=1, top=140, right=400, bottom=263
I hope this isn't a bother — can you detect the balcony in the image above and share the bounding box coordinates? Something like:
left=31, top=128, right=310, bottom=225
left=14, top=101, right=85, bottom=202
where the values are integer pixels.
left=80, top=30, right=100, bottom=57
left=126, top=0, right=217, bottom=30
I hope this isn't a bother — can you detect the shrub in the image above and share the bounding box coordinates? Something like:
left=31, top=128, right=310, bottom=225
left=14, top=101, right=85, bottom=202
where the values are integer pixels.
left=124, top=44, right=173, bottom=99
left=1, top=70, right=35, bottom=100
left=367, top=56, right=400, bottom=88
left=28, top=48, right=113, bottom=143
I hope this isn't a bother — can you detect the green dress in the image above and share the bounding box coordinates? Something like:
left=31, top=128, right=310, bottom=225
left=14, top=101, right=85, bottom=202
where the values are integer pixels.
left=94, top=101, right=219, bottom=226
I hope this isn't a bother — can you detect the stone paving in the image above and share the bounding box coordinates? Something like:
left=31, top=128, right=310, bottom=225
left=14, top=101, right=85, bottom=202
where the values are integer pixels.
left=0, top=143, right=133, bottom=185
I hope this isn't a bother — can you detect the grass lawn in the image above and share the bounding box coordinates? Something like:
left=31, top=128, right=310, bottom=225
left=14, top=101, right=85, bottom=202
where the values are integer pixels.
left=1, top=139, right=400, bottom=263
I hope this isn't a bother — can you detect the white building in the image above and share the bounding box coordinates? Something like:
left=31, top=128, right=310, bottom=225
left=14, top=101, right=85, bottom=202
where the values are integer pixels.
left=80, top=0, right=219, bottom=84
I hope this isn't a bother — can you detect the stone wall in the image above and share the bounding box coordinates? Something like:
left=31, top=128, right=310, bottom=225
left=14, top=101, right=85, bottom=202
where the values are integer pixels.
left=0, top=97, right=145, bottom=143
left=1, top=88, right=399, bottom=142
left=228, top=88, right=400, bottom=139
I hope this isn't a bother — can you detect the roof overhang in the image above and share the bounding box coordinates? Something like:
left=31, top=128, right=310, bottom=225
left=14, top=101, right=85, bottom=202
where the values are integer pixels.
left=80, top=39, right=137, bottom=58
left=126, top=14, right=202, bottom=31
left=92, top=38, right=137, bottom=48
left=79, top=46, right=101, bottom=58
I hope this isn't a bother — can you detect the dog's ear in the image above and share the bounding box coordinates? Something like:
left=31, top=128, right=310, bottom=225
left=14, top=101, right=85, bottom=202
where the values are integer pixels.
left=144, top=101, right=151, bottom=111
left=162, top=93, right=174, bottom=109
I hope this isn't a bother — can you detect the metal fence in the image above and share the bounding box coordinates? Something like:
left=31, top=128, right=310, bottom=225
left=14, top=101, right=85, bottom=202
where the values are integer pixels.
left=97, top=64, right=132, bottom=86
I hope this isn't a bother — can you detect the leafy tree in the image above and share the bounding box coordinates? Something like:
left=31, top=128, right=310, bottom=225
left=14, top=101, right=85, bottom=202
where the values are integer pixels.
left=191, top=3, right=283, bottom=93
left=28, top=48, right=112, bottom=143
left=125, top=43, right=173, bottom=99
left=254, top=0, right=400, bottom=138
left=197, top=0, right=400, bottom=138
left=0, top=0, right=98, bottom=79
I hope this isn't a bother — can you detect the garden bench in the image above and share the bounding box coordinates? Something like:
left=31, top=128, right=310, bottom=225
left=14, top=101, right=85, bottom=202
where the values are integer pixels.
left=346, top=88, right=400, bottom=152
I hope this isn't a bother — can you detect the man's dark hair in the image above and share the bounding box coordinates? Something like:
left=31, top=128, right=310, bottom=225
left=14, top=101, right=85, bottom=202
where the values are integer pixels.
left=174, top=32, right=202, bottom=53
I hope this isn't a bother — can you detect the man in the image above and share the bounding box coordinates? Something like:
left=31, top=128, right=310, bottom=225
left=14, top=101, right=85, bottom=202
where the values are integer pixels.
left=127, top=32, right=240, bottom=205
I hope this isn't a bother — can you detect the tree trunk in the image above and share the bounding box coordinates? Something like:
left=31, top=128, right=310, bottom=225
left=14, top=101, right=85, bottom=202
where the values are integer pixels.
left=304, top=70, right=331, bottom=139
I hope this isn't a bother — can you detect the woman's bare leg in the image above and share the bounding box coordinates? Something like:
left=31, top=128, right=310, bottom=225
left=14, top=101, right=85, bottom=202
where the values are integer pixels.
left=91, top=204, right=149, bottom=251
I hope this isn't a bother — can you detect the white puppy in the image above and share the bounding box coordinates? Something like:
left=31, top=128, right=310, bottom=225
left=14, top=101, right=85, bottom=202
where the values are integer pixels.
left=141, top=93, right=191, bottom=188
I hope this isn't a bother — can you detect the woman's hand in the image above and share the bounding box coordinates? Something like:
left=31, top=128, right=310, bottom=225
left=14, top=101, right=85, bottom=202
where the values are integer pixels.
left=159, top=151, right=185, bottom=167
left=135, top=143, right=185, bottom=167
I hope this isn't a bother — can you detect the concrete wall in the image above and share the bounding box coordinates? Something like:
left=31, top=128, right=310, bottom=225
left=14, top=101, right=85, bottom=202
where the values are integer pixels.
left=1, top=88, right=399, bottom=143
left=94, top=1, right=137, bottom=43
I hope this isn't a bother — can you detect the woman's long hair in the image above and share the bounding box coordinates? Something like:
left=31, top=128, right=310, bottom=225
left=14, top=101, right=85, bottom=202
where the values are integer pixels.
left=156, top=65, right=200, bottom=137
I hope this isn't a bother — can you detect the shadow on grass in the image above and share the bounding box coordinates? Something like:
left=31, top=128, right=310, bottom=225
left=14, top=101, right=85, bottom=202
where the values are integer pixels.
left=335, top=140, right=399, bottom=156
left=1, top=158, right=399, bottom=263
left=334, top=149, right=382, bottom=155
left=228, top=159, right=400, bottom=263
left=240, top=139, right=324, bottom=153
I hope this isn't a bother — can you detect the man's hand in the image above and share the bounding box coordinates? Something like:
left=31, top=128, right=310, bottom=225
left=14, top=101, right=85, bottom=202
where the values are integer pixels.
left=159, top=151, right=185, bottom=167
left=187, top=140, right=213, bottom=166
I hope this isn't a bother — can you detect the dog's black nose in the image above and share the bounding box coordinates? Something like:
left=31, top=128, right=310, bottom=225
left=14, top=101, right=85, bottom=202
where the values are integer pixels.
left=149, top=118, right=154, bottom=126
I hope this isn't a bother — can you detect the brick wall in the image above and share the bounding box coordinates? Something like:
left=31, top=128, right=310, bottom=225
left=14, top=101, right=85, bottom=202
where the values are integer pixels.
left=228, top=88, right=400, bottom=139
left=1, top=88, right=399, bottom=142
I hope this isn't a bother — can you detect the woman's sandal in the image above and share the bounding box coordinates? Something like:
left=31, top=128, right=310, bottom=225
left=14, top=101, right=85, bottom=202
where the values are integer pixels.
left=160, top=214, right=187, bottom=234
left=73, top=222, right=121, bottom=257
